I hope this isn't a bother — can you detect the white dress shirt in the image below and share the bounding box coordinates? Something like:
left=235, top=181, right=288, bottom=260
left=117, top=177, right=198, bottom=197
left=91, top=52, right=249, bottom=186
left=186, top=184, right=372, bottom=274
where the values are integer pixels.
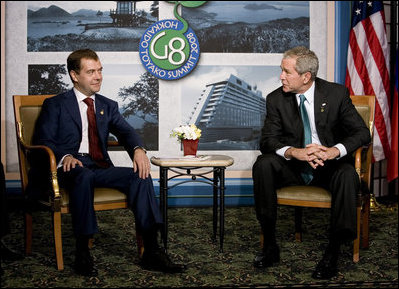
left=58, top=88, right=95, bottom=167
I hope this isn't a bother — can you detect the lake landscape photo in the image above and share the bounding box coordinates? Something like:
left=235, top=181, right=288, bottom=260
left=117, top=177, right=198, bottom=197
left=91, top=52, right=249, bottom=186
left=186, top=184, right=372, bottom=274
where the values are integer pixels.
left=27, top=1, right=158, bottom=52
left=182, top=1, right=309, bottom=53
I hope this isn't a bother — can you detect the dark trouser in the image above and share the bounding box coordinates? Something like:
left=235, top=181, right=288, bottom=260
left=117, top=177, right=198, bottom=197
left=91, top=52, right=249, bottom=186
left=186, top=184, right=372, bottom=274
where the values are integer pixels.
left=252, top=154, right=359, bottom=246
left=58, top=156, right=162, bottom=237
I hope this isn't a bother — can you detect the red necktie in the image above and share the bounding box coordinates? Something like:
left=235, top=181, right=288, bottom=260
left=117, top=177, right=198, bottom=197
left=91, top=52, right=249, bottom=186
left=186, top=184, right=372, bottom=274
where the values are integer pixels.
left=83, top=98, right=108, bottom=167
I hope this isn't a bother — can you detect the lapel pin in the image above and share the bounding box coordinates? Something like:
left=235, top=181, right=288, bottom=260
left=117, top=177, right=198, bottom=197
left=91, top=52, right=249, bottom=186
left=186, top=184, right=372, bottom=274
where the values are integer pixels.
left=100, top=110, right=104, bottom=115
left=321, top=103, right=326, bottom=113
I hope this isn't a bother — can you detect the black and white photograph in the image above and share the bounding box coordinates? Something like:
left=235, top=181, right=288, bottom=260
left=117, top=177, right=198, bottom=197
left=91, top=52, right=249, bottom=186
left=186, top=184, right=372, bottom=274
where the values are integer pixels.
left=181, top=65, right=281, bottom=150
left=27, top=1, right=159, bottom=52
left=182, top=1, right=310, bottom=53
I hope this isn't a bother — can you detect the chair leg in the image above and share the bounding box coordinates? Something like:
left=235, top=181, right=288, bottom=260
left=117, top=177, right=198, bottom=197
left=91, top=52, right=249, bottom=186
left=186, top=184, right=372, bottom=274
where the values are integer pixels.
left=88, top=238, right=94, bottom=249
left=136, top=231, right=144, bottom=259
left=52, top=211, right=64, bottom=270
left=24, top=212, right=33, bottom=255
left=294, top=207, right=303, bottom=242
left=353, top=206, right=361, bottom=263
left=361, top=193, right=370, bottom=249
left=260, top=231, right=264, bottom=249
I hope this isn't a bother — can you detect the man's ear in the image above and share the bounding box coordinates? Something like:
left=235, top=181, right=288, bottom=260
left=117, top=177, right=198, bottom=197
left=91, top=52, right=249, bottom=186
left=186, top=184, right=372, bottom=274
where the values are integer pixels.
left=70, top=70, right=78, bottom=83
left=303, top=71, right=312, bottom=84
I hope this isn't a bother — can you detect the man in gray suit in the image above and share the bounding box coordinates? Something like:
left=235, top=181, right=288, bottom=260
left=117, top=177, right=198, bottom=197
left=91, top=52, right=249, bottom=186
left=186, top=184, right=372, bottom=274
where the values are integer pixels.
left=252, top=46, right=371, bottom=279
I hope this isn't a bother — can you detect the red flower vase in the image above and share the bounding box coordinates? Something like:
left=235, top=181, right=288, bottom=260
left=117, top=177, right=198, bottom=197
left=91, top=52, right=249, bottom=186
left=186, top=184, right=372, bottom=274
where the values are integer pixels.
left=182, top=139, right=199, bottom=156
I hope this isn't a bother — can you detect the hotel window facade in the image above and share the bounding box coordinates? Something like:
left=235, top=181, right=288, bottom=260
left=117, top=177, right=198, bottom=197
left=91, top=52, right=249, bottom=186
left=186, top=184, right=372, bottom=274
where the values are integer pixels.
left=189, top=74, right=266, bottom=149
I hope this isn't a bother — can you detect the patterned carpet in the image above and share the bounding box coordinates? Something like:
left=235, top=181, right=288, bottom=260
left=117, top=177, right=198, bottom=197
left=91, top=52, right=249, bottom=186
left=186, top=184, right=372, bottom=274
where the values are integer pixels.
left=1, top=202, right=397, bottom=288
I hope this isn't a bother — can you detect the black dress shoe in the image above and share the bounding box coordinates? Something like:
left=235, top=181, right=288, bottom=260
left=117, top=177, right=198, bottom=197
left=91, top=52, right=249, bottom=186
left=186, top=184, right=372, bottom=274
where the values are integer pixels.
left=312, top=249, right=339, bottom=279
left=253, top=243, right=280, bottom=268
left=140, top=247, right=186, bottom=273
left=0, top=241, right=24, bottom=261
left=74, top=250, right=98, bottom=277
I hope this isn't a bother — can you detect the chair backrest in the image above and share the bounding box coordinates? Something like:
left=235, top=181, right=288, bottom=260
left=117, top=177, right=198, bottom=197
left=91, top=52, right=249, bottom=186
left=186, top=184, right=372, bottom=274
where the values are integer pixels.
left=350, top=95, right=376, bottom=189
left=13, top=95, right=56, bottom=191
left=350, top=95, right=375, bottom=138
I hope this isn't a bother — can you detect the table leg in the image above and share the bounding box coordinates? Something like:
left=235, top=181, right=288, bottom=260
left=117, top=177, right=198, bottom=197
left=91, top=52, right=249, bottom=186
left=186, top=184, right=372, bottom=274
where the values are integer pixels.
left=212, top=168, right=219, bottom=243
left=159, top=167, right=168, bottom=252
left=219, top=167, right=226, bottom=253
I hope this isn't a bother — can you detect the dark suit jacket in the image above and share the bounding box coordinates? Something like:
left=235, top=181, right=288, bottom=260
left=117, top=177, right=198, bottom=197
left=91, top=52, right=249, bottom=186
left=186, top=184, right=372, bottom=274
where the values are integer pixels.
left=260, top=78, right=371, bottom=158
left=33, top=89, right=143, bottom=165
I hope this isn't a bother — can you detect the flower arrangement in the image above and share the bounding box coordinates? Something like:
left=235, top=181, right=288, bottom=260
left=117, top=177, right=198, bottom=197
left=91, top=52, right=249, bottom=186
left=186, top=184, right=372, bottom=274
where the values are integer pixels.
left=170, top=124, right=202, bottom=142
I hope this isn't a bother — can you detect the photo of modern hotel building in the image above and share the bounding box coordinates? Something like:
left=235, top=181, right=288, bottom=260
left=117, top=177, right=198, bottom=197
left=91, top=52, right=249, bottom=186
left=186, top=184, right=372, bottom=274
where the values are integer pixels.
left=188, top=74, right=266, bottom=150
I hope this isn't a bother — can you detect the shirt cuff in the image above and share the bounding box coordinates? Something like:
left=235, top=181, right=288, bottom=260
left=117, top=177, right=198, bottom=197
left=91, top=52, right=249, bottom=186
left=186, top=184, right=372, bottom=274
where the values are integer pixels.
left=134, top=146, right=147, bottom=154
left=334, top=143, right=347, bottom=159
left=58, top=154, right=72, bottom=168
left=276, top=146, right=292, bottom=160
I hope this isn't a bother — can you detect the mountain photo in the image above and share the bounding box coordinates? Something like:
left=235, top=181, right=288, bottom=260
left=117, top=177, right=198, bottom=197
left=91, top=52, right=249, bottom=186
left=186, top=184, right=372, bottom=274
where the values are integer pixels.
left=27, top=1, right=158, bottom=52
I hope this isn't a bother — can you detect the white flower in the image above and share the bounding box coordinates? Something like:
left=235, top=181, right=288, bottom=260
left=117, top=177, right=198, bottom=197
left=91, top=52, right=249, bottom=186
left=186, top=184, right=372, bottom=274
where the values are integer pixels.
left=170, top=124, right=202, bottom=141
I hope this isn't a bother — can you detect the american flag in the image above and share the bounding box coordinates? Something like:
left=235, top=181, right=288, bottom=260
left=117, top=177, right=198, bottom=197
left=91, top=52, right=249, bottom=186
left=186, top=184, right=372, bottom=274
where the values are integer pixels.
left=345, top=1, right=391, bottom=162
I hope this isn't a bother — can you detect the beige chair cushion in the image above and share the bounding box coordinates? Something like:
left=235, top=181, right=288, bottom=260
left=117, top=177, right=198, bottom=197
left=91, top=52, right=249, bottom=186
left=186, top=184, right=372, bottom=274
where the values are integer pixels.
left=61, top=187, right=127, bottom=207
left=277, top=186, right=331, bottom=202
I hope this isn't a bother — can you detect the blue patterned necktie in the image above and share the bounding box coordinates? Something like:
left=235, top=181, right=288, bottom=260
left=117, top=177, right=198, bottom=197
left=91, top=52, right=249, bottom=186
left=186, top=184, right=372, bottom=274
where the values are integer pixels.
left=299, top=94, right=313, bottom=184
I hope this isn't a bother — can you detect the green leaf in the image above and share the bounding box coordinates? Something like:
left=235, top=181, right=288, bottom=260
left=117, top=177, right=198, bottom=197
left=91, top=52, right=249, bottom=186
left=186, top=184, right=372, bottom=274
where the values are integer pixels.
left=177, top=1, right=207, bottom=8
left=181, top=1, right=207, bottom=8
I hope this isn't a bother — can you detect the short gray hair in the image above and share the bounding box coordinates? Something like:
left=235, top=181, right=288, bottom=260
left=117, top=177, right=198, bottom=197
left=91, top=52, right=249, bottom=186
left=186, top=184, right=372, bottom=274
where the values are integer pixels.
left=283, top=46, right=319, bottom=80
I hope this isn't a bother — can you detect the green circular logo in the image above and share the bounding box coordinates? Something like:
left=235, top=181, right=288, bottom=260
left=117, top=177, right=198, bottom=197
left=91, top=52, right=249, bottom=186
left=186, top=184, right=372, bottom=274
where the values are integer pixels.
left=139, top=20, right=200, bottom=80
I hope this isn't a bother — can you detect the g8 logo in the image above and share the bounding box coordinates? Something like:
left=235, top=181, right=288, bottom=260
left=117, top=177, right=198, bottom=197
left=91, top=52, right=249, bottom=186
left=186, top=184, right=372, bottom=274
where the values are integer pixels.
left=139, top=1, right=205, bottom=80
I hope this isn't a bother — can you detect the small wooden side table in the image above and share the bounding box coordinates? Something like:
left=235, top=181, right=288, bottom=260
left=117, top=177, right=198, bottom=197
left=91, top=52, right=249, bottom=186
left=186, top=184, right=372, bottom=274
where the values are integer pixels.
left=150, top=155, right=234, bottom=252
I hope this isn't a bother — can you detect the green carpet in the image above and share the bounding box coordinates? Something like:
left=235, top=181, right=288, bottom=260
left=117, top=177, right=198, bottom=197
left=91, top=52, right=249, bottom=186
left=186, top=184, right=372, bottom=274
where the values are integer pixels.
left=1, top=203, right=397, bottom=288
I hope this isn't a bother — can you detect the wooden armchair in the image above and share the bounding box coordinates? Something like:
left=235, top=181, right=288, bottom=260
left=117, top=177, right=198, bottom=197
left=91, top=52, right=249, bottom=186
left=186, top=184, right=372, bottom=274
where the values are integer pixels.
left=13, top=94, right=144, bottom=271
left=261, top=95, right=375, bottom=263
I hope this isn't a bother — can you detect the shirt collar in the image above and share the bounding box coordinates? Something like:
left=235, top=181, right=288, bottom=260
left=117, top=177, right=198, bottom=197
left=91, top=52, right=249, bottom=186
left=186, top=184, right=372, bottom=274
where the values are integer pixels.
left=74, top=87, right=95, bottom=103
left=296, top=81, right=315, bottom=104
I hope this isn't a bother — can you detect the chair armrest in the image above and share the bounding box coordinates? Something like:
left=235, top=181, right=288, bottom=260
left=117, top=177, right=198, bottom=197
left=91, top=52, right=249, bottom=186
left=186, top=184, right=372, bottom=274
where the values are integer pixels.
left=354, top=144, right=372, bottom=199
left=17, top=133, right=61, bottom=200
left=107, top=140, right=120, bottom=147
left=354, top=147, right=362, bottom=178
left=107, top=140, right=125, bottom=152
left=354, top=145, right=370, bottom=174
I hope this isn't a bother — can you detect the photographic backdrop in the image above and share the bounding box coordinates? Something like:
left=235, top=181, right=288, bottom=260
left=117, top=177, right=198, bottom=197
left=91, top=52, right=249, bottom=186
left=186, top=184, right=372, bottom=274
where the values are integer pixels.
left=4, top=1, right=329, bottom=175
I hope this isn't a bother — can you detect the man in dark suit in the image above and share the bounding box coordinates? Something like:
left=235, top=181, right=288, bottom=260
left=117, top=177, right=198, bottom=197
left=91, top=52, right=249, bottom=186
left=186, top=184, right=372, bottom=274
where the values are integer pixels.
left=33, top=49, right=185, bottom=276
left=252, top=46, right=371, bottom=279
